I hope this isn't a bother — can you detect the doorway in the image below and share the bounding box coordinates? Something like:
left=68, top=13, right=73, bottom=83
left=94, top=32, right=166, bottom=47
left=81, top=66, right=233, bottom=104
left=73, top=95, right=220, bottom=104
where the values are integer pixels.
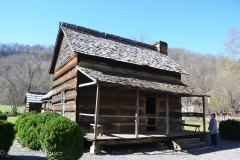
left=146, top=97, right=156, bottom=131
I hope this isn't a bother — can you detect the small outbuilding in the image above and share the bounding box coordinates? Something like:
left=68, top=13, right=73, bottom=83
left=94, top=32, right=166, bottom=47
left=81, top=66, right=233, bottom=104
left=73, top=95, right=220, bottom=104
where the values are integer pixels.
left=25, top=92, right=46, bottom=112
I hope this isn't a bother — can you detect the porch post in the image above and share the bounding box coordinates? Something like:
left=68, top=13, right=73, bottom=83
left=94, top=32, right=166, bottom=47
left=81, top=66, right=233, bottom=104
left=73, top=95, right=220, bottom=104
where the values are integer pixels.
left=202, top=96, right=206, bottom=133
left=94, top=84, right=100, bottom=140
left=135, top=89, right=139, bottom=138
left=166, top=93, right=169, bottom=136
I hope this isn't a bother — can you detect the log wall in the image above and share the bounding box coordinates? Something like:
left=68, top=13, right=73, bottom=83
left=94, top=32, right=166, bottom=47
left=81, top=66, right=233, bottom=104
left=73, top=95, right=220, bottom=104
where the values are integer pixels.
left=51, top=56, right=78, bottom=121
left=156, top=95, right=182, bottom=130
left=77, top=85, right=182, bottom=133
left=42, top=100, right=52, bottom=110
left=26, top=103, right=42, bottom=112
left=140, top=91, right=182, bottom=131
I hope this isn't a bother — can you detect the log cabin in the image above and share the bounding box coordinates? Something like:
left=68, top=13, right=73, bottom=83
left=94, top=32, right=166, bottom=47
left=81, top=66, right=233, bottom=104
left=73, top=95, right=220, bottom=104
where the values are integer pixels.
left=25, top=92, right=46, bottom=112
left=49, top=22, right=207, bottom=153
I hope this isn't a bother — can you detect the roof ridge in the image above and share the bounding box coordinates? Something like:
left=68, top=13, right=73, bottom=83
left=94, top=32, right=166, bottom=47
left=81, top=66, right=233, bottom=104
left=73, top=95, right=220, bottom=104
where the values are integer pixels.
left=27, top=92, right=46, bottom=95
left=60, top=22, right=157, bottom=51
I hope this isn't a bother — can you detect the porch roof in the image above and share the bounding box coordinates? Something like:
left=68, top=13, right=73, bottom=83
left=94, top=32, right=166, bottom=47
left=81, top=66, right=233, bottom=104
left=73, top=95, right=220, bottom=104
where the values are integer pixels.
left=41, top=90, right=52, bottom=100
left=76, top=66, right=206, bottom=97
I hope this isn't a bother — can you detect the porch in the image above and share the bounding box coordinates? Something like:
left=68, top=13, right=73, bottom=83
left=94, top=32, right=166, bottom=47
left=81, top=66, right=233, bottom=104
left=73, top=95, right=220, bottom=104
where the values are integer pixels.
left=84, top=130, right=206, bottom=142
left=76, top=66, right=208, bottom=153
left=84, top=130, right=207, bottom=153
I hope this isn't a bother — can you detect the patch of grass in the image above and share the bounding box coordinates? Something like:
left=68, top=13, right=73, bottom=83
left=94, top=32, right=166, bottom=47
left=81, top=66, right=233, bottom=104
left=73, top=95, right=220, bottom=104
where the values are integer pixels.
left=184, top=120, right=210, bottom=132
left=7, top=116, right=19, bottom=124
left=0, top=105, right=24, bottom=124
left=0, top=105, right=25, bottom=113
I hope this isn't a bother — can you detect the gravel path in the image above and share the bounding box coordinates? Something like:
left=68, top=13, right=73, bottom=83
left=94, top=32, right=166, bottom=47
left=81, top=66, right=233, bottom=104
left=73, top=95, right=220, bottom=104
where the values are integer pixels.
left=3, top=136, right=240, bottom=160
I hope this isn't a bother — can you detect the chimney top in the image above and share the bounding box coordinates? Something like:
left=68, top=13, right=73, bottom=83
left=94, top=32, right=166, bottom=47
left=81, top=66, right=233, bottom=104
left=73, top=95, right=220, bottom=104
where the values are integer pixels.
left=152, top=41, right=168, bottom=55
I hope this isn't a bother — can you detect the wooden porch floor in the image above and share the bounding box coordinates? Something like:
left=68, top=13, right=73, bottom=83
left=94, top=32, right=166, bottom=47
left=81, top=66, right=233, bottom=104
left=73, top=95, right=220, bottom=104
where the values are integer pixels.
left=84, top=130, right=206, bottom=141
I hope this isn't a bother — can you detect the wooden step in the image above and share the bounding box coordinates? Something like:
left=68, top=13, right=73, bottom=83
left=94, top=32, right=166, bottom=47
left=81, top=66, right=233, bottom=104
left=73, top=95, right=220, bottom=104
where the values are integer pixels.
left=173, top=138, right=200, bottom=145
left=172, top=138, right=206, bottom=151
left=199, top=142, right=207, bottom=147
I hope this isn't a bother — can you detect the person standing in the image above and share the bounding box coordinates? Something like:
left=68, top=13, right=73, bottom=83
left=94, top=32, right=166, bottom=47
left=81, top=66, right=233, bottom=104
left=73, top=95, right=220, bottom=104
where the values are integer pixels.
left=208, top=113, right=218, bottom=146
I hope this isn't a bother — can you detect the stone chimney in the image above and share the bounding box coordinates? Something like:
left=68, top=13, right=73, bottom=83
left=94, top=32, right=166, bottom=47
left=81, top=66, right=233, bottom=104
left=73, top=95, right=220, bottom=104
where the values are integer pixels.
left=152, top=41, right=168, bottom=55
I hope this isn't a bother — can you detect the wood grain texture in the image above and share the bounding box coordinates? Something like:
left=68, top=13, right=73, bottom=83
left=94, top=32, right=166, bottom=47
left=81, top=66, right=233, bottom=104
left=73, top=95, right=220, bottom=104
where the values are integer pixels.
left=53, top=67, right=77, bottom=87
left=52, top=102, right=76, bottom=112
left=76, top=77, right=182, bottom=132
left=79, top=61, right=181, bottom=82
left=52, top=78, right=77, bottom=96
left=64, top=111, right=76, bottom=121
left=53, top=56, right=77, bottom=80
left=52, top=90, right=77, bottom=104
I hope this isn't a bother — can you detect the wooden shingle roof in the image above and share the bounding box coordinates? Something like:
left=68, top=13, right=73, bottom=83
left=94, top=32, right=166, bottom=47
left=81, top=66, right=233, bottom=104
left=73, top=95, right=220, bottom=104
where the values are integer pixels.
left=49, top=22, right=188, bottom=75
left=25, top=92, right=46, bottom=103
left=77, top=66, right=205, bottom=96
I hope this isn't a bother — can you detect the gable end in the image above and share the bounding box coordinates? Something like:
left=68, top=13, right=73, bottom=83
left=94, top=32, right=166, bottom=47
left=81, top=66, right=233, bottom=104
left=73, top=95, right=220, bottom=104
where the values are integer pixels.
left=55, top=35, right=75, bottom=71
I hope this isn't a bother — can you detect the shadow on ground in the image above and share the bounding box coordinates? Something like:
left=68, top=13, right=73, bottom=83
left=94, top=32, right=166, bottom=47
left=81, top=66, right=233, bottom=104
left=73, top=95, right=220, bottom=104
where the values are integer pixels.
left=8, top=136, right=240, bottom=159
left=11, top=156, right=46, bottom=160
left=0, top=155, right=46, bottom=160
left=186, top=136, right=240, bottom=155
left=89, top=136, right=240, bottom=156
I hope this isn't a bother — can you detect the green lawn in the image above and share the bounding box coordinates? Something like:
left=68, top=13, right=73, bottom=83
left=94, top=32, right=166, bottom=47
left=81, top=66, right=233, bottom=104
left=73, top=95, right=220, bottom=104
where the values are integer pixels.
left=0, top=105, right=25, bottom=124
left=0, top=105, right=25, bottom=113
left=7, top=116, right=19, bottom=123
left=184, top=120, right=210, bottom=132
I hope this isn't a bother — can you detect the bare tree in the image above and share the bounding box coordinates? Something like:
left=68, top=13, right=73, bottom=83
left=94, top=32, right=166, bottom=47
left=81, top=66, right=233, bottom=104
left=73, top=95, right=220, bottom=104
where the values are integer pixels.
left=131, top=32, right=152, bottom=43
left=3, top=75, right=25, bottom=115
left=224, top=24, right=240, bottom=61
left=0, top=43, right=53, bottom=114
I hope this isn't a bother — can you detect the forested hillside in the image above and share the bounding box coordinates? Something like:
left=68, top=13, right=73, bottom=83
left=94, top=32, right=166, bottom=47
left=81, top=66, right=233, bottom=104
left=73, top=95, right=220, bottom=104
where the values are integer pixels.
left=0, top=44, right=53, bottom=113
left=0, top=25, right=239, bottom=114
left=168, top=25, right=240, bottom=114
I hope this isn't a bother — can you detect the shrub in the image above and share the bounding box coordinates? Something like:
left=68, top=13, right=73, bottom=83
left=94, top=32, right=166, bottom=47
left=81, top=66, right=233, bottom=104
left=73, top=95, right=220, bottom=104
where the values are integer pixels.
left=16, top=112, right=39, bottom=149
left=14, top=111, right=38, bottom=132
left=17, top=114, right=39, bottom=149
left=16, top=111, right=61, bottom=150
left=40, top=116, right=84, bottom=160
left=219, top=119, right=240, bottom=140
left=0, top=114, right=7, bottom=120
left=33, top=111, right=61, bottom=149
left=36, top=111, right=61, bottom=128
left=0, top=120, right=16, bottom=153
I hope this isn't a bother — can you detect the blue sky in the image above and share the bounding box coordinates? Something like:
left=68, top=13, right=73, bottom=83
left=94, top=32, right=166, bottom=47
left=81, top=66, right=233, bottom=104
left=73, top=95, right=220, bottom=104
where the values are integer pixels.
left=0, top=0, right=239, bottom=55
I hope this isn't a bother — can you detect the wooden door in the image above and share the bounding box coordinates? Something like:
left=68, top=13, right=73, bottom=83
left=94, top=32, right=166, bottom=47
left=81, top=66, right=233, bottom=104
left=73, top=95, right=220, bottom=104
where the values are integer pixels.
left=146, top=97, right=157, bottom=131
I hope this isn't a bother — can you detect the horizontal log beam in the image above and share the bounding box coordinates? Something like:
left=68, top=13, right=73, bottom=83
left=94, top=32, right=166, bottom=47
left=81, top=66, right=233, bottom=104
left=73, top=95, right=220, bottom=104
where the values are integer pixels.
left=52, top=90, right=77, bottom=104
left=52, top=78, right=77, bottom=95
left=79, top=113, right=165, bottom=119
left=52, top=102, right=76, bottom=112
left=64, top=112, right=76, bottom=121
left=53, top=56, right=78, bottom=80
left=78, top=105, right=145, bottom=110
left=53, top=67, right=77, bottom=88
left=51, top=105, right=61, bottom=111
